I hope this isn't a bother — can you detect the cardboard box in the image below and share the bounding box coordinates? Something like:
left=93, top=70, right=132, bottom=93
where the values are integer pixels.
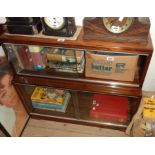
left=85, top=51, right=138, bottom=81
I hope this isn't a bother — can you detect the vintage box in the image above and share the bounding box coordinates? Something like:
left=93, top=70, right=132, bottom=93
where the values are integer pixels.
left=85, top=51, right=139, bottom=81
left=89, top=94, right=129, bottom=122
left=143, top=97, right=155, bottom=119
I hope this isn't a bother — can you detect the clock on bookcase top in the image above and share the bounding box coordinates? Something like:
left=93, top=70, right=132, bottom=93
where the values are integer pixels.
left=41, top=17, right=77, bottom=37
left=83, top=17, right=150, bottom=44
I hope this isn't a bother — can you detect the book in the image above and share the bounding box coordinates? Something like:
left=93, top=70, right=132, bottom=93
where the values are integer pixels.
left=143, top=97, right=155, bottom=118
left=32, top=92, right=71, bottom=113
left=49, top=56, right=85, bottom=73
left=15, top=45, right=34, bottom=70
left=46, top=48, right=84, bottom=64
left=32, top=102, right=64, bottom=109
left=28, top=46, right=45, bottom=70
left=31, top=87, right=67, bottom=105
left=89, top=94, right=129, bottom=123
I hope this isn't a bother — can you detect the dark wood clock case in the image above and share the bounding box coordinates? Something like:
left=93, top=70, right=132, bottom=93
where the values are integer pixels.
left=6, top=17, right=41, bottom=25
left=4, top=17, right=42, bottom=35
left=83, top=17, right=150, bottom=44
left=41, top=17, right=77, bottom=37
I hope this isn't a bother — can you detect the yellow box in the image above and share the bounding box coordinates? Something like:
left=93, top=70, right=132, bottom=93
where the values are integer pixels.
left=143, top=98, right=155, bottom=118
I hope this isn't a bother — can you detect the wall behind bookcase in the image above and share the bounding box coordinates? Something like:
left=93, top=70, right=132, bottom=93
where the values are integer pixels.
left=142, top=17, right=155, bottom=91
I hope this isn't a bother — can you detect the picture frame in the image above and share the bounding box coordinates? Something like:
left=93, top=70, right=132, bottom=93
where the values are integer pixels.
left=0, top=123, right=11, bottom=137
left=0, top=47, right=29, bottom=137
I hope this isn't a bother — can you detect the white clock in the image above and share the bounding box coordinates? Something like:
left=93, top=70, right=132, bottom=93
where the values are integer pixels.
left=43, top=17, right=65, bottom=30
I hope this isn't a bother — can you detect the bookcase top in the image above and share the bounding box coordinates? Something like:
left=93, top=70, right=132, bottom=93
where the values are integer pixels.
left=0, top=27, right=153, bottom=54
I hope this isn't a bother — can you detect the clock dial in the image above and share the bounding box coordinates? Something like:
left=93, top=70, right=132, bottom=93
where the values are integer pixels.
left=103, top=17, right=133, bottom=34
left=44, top=17, right=65, bottom=30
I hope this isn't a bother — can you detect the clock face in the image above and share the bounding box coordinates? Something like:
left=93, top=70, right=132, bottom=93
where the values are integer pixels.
left=103, top=17, right=133, bottom=34
left=44, top=17, right=65, bottom=30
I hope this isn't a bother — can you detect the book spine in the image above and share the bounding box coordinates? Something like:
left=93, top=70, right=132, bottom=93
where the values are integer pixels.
left=28, top=46, right=45, bottom=70
left=31, top=99, right=63, bottom=105
left=47, top=49, right=84, bottom=64
left=17, top=45, right=34, bottom=70
left=32, top=105, right=66, bottom=112
left=32, top=102, right=64, bottom=109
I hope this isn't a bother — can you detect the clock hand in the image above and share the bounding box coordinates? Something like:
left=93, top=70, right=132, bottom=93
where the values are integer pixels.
left=109, top=18, right=119, bottom=27
left=111, top=17, right=125, bottom=27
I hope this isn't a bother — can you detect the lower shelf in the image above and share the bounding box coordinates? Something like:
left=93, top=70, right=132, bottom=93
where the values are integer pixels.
left=14, top=84, right=135, bottom=131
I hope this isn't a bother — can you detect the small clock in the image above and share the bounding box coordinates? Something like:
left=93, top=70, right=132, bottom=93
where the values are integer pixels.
left=102, top=17, right=133, bottom=34
left=83, top=17, right=150, bottom=44
left=43, top=17, right=65, bottom=30
left=41, top=17, right=77, bottom=37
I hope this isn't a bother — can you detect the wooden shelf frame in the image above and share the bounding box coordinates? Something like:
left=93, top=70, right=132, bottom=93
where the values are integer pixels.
left=0, top=27, right=153, bottom=131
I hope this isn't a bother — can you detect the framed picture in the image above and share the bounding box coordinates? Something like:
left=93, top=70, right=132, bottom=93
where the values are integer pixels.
left=0, top=123, right=11, bottom=137
left=0, top=47, right=29, bottom=137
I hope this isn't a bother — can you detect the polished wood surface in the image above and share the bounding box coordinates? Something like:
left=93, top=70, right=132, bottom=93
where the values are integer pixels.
left=14, top=83, right=139, bottom=131
left=1, top=30, right=153, bottom=90
left=0, top=28, right=153, bottom=131
left=0, top=27, right=153, bottom=54
left=13, top=75, right=142, bottom=97
left=83, top=17, right=151, bottom=44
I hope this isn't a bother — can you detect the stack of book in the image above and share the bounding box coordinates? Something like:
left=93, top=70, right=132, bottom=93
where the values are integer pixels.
left=31, top=87, right=71, bottom=113
left=12, top=44, right=46, bottom=71
left=46, top=48, right=85, bottom=73
left=11, top=45, right=85, bottom=73
left=89, top=94, right=129, bottom=123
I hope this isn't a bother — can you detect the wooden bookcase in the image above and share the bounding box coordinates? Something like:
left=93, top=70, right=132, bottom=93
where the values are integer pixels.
left=0, top=29, right=153, bottom=131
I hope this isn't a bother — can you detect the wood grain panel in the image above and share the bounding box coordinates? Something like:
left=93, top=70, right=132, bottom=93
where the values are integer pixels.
left=0, top=27, right=153, bottom=54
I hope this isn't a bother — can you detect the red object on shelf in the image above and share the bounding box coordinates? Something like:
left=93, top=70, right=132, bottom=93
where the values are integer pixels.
left=89, top=94, right=129, bottom=122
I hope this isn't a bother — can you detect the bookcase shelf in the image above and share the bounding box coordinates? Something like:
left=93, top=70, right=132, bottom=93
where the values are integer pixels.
left=0, top=28, right=153, bottom=132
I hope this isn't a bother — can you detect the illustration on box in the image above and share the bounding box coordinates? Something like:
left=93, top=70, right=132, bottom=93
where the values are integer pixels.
left=31, top=87, right=71, bottom=113
left=143, top=97, right=155, bottom=119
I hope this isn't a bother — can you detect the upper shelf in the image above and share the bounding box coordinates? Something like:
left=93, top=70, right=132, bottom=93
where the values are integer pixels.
left=0, top=27, right=153, bottom=54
